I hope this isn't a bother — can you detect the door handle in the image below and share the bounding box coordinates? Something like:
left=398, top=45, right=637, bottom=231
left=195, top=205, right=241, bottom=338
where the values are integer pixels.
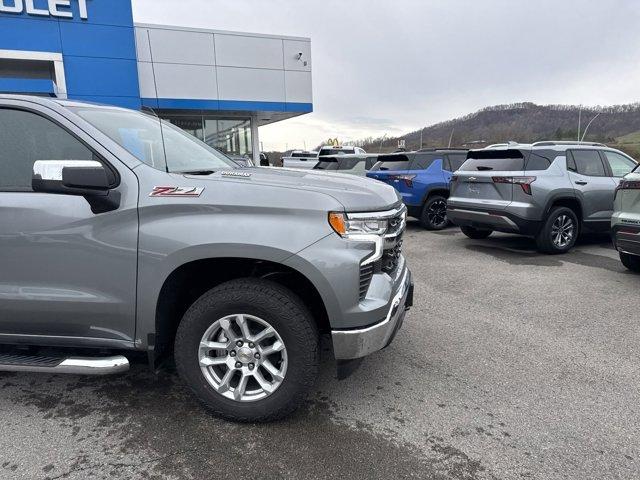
left=575, top=180, right=588, bottom=186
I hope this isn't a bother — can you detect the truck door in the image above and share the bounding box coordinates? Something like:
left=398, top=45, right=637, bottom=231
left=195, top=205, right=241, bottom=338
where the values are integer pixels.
left=0, top=104, right=138, bottom=346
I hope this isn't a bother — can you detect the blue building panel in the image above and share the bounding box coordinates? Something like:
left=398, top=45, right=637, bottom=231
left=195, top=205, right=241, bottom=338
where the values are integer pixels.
left=64, top=57, right=139, bottom=97
left=62, top=0, right=135, bottom=27
left=0, top=17, right=62, bottom=52
left=69, top=94, right=141, bottom=110
left=59, top=23, right=137, bottom=59
left=0, top=77, right=55, bottom=95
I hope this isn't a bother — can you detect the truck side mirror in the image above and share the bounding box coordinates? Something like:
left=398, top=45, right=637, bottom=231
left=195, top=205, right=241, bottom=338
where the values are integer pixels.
left=32, top=160, right=120, bottom=214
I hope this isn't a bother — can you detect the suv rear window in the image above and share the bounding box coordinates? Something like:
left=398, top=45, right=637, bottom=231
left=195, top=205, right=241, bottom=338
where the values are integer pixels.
left=460, top=149, right=525, bottom=171
left=371, top=155, right=410, bottom=171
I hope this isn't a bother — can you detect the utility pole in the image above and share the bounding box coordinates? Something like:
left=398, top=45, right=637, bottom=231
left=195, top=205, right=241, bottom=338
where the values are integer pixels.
left=577, top=107, right=582, bottom=142
left=420, top=129, right=424, bottom=149
left=448, top=127, right=455, bottom=148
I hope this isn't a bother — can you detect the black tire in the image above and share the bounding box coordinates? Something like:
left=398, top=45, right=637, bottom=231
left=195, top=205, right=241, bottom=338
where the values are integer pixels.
left=174, top=278, right=319, bottom=422
left=620, top=252, right=640, bottom=273
left=535, top=206, right=579, bottom=254
left=460, top=226, right=493, bottom=239
left=420, top=195, right=449, bottom=230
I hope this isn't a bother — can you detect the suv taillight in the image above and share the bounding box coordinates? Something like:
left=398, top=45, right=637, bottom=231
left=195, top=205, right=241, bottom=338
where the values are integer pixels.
left=492, top=176, right=536, bottom=195
left=615, top=179, right=640, bottom=199
left=389, top=174, right=417, bottom=188
left=617, top=180, right=640, bottom=190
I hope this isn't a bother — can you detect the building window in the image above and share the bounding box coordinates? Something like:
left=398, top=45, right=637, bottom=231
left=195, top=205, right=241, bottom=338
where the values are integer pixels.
left=161, top=115, right=253, bottom=159
left=163, top=116, right=204, bottom=141
left=204, top=118, right=252, bottom=158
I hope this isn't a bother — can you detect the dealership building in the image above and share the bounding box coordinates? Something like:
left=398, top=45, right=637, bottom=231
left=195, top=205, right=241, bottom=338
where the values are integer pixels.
left=0, top=0, right=313, bottom=162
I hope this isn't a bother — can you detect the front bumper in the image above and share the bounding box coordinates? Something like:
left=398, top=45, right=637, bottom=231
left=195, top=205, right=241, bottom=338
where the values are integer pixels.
left=612, top=224, right=640, bottom=256
left=331, top=268, right=413, bottom=360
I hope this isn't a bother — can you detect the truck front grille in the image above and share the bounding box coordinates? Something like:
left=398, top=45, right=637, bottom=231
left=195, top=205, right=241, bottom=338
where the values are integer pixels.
left=381, top=236, right=403, bottom=275
left=359, top=263, right=375, bottom=301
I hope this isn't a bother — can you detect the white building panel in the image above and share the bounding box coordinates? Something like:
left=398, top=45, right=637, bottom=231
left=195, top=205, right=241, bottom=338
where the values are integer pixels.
left=134, top=27, right=152, bottom=62
left=285, top=71, right=313, bottom=104
left=137, top=61, right=156, bottom=98
left=148, top=28, right=215, bottom=65
left=217, top=66, right=285, bottom=102
left=215, top=34, right=283, bottom=70
left=283, top=40, right=312, bottom=72
left=153, top=63, right=218, bottom=100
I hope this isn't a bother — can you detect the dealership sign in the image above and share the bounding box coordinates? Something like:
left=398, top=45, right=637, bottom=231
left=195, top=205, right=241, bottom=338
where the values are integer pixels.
left=0, top=0, right=88, bottom=20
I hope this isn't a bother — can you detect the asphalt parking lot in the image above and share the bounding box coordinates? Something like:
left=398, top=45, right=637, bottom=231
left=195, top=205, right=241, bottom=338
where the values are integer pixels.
left=1, top=221, right=639, bottom=480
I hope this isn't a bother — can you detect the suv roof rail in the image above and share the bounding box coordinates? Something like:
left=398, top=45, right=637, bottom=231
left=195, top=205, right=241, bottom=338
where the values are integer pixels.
left=532, top=141, right=607, bottom=147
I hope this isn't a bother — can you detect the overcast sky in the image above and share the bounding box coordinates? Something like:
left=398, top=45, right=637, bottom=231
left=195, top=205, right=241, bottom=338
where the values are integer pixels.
left=132, top=0, right=640, bottom=151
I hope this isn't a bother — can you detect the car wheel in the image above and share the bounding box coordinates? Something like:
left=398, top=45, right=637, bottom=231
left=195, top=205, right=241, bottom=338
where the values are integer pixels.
left=460, top=226, right=493, bottom=239
left=535, top=207, right=579, bottom=254
left=420, top=195, right=449, bottom=230
left=174, top=278, right=319, bottom=422
left=620, top=252, right=640, bottom=273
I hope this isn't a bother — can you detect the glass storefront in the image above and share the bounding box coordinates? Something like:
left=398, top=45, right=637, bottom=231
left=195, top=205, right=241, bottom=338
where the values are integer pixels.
left=163, top=115, right=253, bottom=159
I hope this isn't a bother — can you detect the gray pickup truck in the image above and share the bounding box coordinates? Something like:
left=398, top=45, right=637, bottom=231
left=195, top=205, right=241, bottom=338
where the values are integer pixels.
left=0, top=95, right=413, bottom=421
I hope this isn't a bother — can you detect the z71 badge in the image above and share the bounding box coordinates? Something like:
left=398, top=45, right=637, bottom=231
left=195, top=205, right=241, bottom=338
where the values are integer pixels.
left=149, top=186, right=204, bottom=197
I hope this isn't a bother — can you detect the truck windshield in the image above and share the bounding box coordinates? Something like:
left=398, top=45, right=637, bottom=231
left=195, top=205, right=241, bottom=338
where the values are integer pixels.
left=71, top=107, right=237, bottom=173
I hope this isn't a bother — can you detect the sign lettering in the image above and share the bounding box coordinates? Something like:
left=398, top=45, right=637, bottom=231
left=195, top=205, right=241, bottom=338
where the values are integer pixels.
left=0, top=0, right=89, bottom=20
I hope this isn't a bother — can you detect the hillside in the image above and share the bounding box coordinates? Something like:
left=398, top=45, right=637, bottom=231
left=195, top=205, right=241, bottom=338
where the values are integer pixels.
left=360, top=102, right=640, bottom=157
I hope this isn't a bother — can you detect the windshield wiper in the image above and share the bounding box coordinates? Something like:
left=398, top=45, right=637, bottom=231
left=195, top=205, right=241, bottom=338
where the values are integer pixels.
left=176, top=170, right=216, bottom=175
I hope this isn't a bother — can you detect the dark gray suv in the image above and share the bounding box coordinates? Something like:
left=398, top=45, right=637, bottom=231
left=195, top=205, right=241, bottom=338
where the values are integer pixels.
left=447, top=142, right=638, bottom=253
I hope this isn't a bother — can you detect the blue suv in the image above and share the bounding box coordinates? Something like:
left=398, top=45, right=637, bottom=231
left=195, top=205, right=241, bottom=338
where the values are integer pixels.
left=367, top=149, right=468, bottom=229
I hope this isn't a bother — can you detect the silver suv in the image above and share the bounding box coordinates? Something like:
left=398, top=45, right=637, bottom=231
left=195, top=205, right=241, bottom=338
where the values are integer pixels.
left=447, top=142, right=638, bottom=253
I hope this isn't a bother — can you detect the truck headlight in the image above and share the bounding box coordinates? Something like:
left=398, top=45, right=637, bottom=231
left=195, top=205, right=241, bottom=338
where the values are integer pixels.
left=328, top=212, right=392, bottom=237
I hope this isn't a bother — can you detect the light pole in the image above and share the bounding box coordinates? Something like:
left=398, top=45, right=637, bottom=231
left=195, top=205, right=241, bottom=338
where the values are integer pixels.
left=577, top=106, right=581, bottom=141
left=581, top=113, right=601, bottom=142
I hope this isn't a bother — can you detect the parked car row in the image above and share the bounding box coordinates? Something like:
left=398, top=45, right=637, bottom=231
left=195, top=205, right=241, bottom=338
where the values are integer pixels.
left=362, top=141, right=639, bottom=273
left=281, top=145, right=367, bottom=169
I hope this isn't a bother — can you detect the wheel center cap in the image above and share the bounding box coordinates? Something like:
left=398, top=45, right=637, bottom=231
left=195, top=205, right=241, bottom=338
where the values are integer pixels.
left=237, top=347, right=253, bottom=363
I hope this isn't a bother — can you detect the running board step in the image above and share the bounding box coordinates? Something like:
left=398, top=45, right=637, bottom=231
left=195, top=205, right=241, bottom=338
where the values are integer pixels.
left=0, top=354, right=129, bottom=375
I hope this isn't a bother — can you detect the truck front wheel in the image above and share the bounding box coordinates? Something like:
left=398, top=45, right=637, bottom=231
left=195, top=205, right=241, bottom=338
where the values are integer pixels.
left=174, top=278, right=319, bottom=422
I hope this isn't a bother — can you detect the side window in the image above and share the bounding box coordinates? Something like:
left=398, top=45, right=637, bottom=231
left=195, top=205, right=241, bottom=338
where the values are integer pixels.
left=525, top=152, right=552, bottom=171
left=0, top=108, right=95, bottom=191
left=409, top=155, right=435, bottom=170
left=569, top=149, right=606, bottom=176
left=603, top=151, right=637, bottom=177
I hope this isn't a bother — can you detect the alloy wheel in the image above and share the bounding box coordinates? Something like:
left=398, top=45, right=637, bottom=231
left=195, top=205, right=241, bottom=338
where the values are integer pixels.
left=427, top=199, right=448, bottom=227
left=198, top=314, right=288, bottom=402
left=551, top=214, right=575, bottom=248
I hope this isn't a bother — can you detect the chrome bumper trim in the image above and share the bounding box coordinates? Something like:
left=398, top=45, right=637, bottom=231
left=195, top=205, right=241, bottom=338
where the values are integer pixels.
left=449, top=208, right=519, bottom=229
left=332, top=268, right=411, bottom=360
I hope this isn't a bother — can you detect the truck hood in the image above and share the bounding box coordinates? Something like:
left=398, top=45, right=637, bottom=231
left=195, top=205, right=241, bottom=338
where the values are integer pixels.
left=190, top=167, right=401, bottom=211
